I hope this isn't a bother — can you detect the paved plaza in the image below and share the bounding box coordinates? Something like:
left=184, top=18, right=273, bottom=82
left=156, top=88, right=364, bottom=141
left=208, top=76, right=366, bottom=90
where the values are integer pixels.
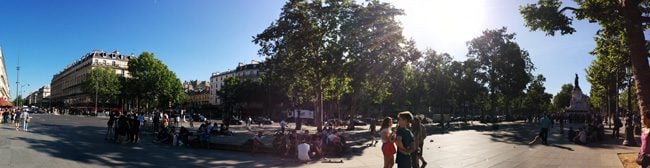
left=0, top=114, right=638, bottom=168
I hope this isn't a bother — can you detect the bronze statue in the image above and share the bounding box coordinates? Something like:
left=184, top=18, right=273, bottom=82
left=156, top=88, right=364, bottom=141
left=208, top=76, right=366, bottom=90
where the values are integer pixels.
left=574, top=73, right=580, bottom=90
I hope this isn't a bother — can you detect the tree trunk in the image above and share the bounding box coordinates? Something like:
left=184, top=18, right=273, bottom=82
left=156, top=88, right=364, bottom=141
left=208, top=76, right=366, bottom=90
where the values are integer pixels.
left=622, top=0, right=650, bottom=126
left=316, top=79, right=323, bottom=130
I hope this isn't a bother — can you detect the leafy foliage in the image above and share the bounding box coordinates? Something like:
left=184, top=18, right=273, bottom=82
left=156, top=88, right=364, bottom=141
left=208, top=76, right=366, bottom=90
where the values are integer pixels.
left=552, top=83, right=574, bottom=110
left=81, top=67, right=122, bottom=105
left=127, top=52, right=184, bottom=109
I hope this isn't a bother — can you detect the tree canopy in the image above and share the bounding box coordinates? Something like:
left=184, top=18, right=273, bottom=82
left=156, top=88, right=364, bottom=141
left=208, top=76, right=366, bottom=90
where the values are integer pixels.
left=521, top=0, right=650, bottom=119
left=127, top=52, right=184, bottom=110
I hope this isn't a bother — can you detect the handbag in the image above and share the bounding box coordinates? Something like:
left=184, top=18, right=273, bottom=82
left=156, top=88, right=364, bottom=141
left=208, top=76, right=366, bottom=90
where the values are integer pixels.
left=638, top=130, right=650, bottom=165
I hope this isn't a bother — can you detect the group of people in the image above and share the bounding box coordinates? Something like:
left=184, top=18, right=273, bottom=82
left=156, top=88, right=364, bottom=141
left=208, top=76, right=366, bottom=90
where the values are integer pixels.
left=380, top=111, right=428, bottom=168
left=567, top=118, right=605, bottom=144
left=1, top=109, right=30, bottom=131
left=268, top=125, right=349, bottom=161
left=105, top=112, right=145, bottom=144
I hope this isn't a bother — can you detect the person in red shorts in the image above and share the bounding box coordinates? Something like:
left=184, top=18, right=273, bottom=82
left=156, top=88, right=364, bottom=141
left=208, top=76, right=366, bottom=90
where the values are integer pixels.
left=380, top=117, right=396, bottom=168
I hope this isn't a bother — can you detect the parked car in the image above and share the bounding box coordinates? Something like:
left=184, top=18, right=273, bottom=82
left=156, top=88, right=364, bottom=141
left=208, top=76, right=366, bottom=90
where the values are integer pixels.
left=224, top=118, right=243, bottom=125
left=186, top=114, right=207, bottom=122
left=253, top=117, right=273, bottom=125
left=351, top=119, right=367, bottom=126
left=326, top=118, right=345, bottom=126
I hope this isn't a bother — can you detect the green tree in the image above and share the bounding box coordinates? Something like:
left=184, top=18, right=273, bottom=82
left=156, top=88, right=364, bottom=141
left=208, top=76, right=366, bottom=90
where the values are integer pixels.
left=12, top=95, right=23, bottom=107
left=217, top=77, right=241, bottom=128
left=553, top=83, right=574, bottom=111
left=81, top=67, right=122, bottom=111
left=621, top=82, right=639, bottom=113
left=127, top=52, right=184, bottom=110
left=523, top=75, right=553, bottom=114
left=520, top=0, right=650, bottom=122
left=466, top=27, right=534, bottom=116
left=414, top=50, right=454, bottom=114
left=340, top=1, right=416, bottom=117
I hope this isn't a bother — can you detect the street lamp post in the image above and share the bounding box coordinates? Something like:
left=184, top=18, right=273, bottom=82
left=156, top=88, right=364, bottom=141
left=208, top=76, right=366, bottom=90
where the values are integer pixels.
left=623, top=66, right=636, bottom=146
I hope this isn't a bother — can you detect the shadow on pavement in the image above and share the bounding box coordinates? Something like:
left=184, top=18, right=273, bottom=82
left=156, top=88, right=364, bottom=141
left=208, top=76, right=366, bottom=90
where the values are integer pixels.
left=479, top=122, right=633, bottom=150
left=15, top=115, right=304, bottom=168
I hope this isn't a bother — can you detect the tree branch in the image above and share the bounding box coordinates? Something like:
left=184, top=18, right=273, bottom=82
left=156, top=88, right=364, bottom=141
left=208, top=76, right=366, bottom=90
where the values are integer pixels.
left=559, top=6, right=581, bottom=13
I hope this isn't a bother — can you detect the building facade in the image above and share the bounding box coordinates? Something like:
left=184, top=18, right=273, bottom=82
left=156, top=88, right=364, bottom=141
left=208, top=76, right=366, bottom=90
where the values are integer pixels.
left=50, top=50, right=134, bottom=107
left=183, top=80, right=211, bottom=106
left=209, top=60, right=263, bottom=105
left=0, top=47, right=11, bottom=101
left=26, top=86, right=50, bottom=107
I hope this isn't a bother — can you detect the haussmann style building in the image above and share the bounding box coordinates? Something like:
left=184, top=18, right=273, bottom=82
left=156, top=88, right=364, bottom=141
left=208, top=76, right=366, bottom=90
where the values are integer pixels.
left=0, top=47, right=11, bottom=102
left=209, top=60, right=263, bottom=105
left=50, top=50, right=134, bottom=111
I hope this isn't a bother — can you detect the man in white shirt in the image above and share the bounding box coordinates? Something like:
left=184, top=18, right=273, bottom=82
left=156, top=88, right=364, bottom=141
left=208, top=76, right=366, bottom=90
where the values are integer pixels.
left=297, top=140, right=311, bottom=161
left=22, top=111, right=30, bottom=132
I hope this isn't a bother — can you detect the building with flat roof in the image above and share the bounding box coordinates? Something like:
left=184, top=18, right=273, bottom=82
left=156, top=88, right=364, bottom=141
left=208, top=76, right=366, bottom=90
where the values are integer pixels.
left=26, top=85, right=50, bottom=107
left=183, top=80, right=210, bottom=106
left=209, top=60, right=263, bottom=105
left=50, top=50, right=134, bottom=108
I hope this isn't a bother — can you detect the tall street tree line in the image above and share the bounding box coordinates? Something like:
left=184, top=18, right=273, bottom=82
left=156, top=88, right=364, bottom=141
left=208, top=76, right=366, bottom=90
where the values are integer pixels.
left=520, top=0, right=650, bottom=120
left=249, top=0, right=556, bottom=129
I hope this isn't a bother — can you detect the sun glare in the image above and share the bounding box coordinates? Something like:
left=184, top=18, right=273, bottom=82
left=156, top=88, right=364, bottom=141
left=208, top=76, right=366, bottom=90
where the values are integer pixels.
left=388, top=0, right=487, bottom=54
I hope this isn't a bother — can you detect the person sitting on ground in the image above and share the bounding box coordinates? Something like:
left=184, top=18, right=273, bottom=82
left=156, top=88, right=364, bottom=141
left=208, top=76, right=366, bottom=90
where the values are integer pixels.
left=288, top=130, right=299, bottom=156
left=297, top=139, right=311, bottom=162
left=179, top=126, right=191, bottom=146
left=206, top=122, right=214, bottom=132
left=573, top=128, right=588, bottom=144
left=250, top=131, right=264, bottom=155
left=303, top=130, right=311, bottom=141
left=154, top=126, right=172, bottom=143
left=311, top=130, right=323, bottom=159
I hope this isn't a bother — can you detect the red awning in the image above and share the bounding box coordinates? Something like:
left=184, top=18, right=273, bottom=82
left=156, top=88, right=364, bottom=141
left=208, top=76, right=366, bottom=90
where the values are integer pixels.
left=0, top=98, right=13, bottom=107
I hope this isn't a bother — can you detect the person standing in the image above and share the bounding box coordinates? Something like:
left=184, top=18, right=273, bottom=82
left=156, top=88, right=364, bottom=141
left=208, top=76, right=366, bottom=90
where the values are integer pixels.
left=14, top=110, right=21, bottom=131
left=395, top=112, right=415, bottom=168
left=153, top=112, right=160, bottom=132
left=539, top=114, right=552, bottom=145
left=280, top=119, right=287, bottom=134
left=22, top=110, right=29, bottom=132
left=613, top=115, right=622, bottom=138
left=247, top=116, right=252, bottom=130
left=106, top=113, right=116, bottom=140
left=380, top=117, right=396, bottom=168
left=369, top=118, right=377, bottom=147
left=189, top=112, right=194, bottom=128
left=138, top=113, right=145, bottom=129
left=163, top=113, right=170, bottom=128
left=411, top=117, right=428, bottom=168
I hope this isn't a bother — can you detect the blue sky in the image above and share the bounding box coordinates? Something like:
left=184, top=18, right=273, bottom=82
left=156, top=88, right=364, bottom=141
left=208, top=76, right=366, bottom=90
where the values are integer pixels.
left=0, top=0, right=623, bottom=98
